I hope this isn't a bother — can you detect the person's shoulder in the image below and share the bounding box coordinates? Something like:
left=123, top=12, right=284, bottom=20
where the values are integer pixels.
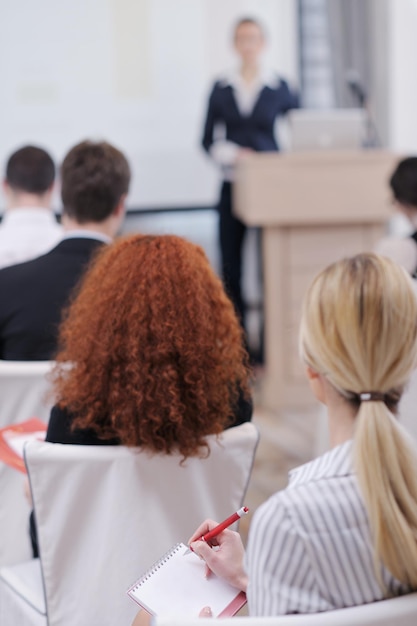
left=271, top=77, right=296, bottom=98
left=283, top=469, right=368, bottom=536
left=253, top=466, right=359, bottom=526
left=250, top=489, right=292, bottom=533
left=275, top=76, right=290, bottom=87
left=0, top=246, right=69, bottom=301
left=49, top=221, right=64, bottom=237
left=0, top=245, right=59, bottom=280
left=0, top=256, right=36, bottom=283
left=209, top=77, right=230, bottom=95
left=262, top=73, right=297, bottom=107
left=259, top=68, right=287, bottom=89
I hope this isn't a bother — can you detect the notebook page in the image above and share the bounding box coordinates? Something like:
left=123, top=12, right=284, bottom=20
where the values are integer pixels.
left=128, top=542, right=242, bottom=617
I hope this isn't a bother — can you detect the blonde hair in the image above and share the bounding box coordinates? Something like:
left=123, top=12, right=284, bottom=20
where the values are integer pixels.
left=300, top=253, right=417, bottom=589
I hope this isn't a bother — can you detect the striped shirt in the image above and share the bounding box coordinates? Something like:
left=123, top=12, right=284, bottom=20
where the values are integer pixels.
left=245, top=440, right=411, bottom=616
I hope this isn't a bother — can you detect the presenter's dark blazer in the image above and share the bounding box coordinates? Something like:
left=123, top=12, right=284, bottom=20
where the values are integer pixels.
left=202, top=77, right=299, bottom=154
left=0, top=237, right=105, bottom=361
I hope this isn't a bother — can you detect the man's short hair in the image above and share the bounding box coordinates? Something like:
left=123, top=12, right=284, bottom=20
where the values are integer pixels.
left=61, top=140, right=131, bottom=223
left=5, top=145, right=55, bottom=194
left=390, top=157, right=417, bottom=209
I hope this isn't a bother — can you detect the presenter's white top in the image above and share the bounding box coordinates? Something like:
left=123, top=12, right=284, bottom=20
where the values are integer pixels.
left=246, top=440, right=410, bottom=616
left=0, top=207, right=63, bottom=269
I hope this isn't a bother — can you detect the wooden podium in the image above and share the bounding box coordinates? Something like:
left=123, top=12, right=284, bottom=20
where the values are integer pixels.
left=233, top=149, right=398, bottom=412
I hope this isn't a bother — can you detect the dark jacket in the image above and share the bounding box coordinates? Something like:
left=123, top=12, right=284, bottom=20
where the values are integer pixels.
left=202, top=77, right=299, bottom=154
left=0, top=237, right=104, bottom=360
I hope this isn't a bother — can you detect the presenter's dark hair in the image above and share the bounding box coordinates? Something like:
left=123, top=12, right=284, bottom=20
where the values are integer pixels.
left=60, top=140, right=131, bottom=223
left=5, top=145, right=55, bottom=194
left=389, top=157, right=417, bottom=209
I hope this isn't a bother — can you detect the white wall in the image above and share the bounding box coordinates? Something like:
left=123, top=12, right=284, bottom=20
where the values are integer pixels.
left=0, top=0, right=298, bottom=210
left=387, top=0, right=417, bottom=152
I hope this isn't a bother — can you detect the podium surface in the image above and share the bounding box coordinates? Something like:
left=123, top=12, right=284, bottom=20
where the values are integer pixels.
left=234, top=150, right=398, bottom=411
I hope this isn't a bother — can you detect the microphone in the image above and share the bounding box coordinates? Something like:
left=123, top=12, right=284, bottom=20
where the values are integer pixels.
left=346, top=69, right=367, bottom=107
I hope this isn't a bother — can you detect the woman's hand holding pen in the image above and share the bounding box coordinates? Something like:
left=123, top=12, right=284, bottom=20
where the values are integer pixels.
left=187, top=519, right=248, bottom=593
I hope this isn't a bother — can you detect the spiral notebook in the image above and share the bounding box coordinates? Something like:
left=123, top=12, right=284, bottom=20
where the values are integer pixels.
left=127, top=542, right=247, bottom=617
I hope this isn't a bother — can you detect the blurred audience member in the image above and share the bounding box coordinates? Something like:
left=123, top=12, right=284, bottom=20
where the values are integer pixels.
left=0, top=145, right=62, bottom=269
left=0, top=140, right=130, bottom=360
left=375, top=156, right=417, bottom=275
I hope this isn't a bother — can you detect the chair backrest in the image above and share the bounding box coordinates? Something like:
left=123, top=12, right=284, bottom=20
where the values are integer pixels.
left=0, top=360, right=54, bottom=567
left=0, top=360, right=54, bottom=427
left=25, top=422, right=259, bottom=626
left=155, top=592, right=417, bottom=626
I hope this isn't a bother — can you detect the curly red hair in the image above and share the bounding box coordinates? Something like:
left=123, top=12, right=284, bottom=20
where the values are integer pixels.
left=52, top=234, right=250, bottom=457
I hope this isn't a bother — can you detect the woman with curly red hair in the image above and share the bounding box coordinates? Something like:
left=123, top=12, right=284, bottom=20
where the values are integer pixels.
left=45, top=234, right=252, bottom=455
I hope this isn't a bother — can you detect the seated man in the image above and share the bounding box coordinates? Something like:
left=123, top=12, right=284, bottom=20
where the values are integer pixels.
left=375, top=156, right=417, bottom=275
left=0, top=145, right=62, bottom=269
left=0, top=140, right=131, bottom=360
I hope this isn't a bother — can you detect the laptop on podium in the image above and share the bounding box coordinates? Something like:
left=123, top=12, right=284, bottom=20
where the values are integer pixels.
left=287, top=108, right=366, bottom=151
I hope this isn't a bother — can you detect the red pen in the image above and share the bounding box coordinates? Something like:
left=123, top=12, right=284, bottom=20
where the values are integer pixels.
left=184, top=506, right=249, bottom=555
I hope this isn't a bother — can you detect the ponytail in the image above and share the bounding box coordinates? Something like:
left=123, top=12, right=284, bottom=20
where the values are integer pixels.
left=354, top=400, right=417, bottom=588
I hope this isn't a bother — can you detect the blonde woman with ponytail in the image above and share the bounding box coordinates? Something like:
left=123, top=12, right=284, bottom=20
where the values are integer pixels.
left=186, top=253, right=417, bottom=617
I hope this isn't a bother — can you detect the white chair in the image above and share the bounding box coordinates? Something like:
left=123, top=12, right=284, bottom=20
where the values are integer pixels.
left=0, top=361, right=54, bottom=567
left=155, top=592, right=417, bottom=625
left=0, top=361, right=54, bottom=428
left=0, top=422, right=259, bottom=626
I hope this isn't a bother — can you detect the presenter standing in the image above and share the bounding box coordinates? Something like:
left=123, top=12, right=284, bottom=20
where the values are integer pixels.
left=202, top=17, right=298, bottom=346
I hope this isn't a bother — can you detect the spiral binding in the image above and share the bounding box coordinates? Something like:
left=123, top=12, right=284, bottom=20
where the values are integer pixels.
left=131, top=543, right=183, bottom=590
